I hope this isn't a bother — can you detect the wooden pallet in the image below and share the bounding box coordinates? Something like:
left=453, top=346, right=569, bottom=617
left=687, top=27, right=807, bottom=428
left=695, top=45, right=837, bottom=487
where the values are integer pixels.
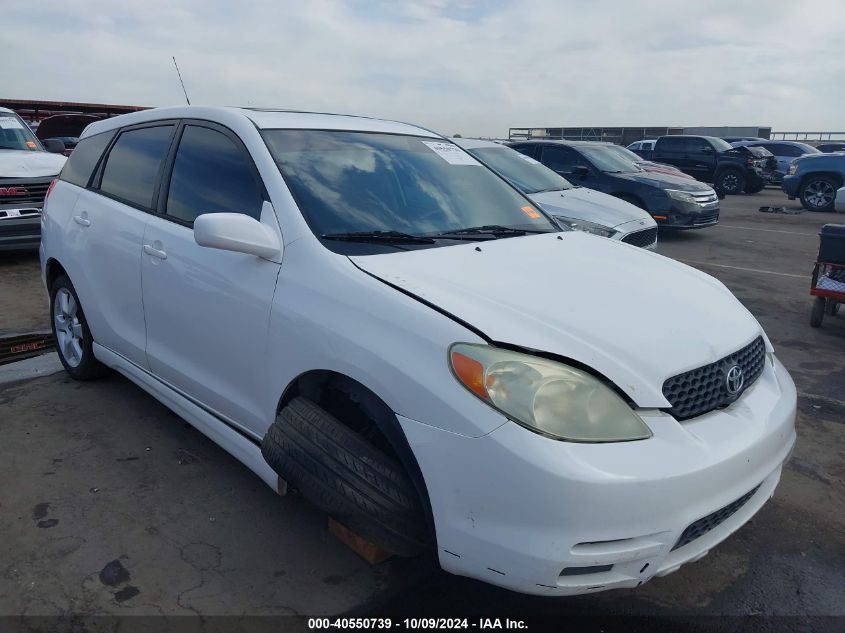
left=328, top=518, right=393, bottom=565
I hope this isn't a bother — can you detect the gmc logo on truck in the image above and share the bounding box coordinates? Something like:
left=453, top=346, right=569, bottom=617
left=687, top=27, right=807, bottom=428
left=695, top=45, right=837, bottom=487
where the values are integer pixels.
left=0, top=187, right=28, bottom=197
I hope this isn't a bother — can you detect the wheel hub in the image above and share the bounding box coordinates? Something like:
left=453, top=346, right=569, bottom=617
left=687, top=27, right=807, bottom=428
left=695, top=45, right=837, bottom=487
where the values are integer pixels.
left=53, top=288, right=83, bottom=368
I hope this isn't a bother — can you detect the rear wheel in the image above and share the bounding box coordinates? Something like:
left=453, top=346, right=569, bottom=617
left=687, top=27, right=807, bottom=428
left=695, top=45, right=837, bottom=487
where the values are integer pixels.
left=826, top=300, right=840, bottom=316
left=800, top=176, right=838, bottom=211
left=49, top=275, right=109, bottom=380
left=810, top=297, right=825, bottom=328
left=716, top=170, right=745, bottom=195
left=262, top=397, right=429, bottom=556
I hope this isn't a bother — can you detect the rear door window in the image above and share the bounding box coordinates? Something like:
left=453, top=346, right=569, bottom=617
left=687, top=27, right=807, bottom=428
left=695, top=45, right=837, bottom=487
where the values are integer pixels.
left=164, top=125, right=265, bottom=224
left=59, top=131, right=115, bottom=188
left=540, top=146, right=585, bottom=172
left=99, top=125, right=175, bottom=209
left=657, top=137, right=685, bottom=152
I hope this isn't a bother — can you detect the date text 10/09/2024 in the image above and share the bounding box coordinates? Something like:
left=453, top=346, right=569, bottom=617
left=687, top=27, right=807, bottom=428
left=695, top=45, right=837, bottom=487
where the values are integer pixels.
left=307, top=618, right=528, bottom=630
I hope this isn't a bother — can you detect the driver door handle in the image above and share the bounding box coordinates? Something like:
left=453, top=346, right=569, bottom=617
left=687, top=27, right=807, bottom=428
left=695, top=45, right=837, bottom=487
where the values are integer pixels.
left=73, top=214, right=90, bottom=227
left=143, top=244, right=167, bottom=260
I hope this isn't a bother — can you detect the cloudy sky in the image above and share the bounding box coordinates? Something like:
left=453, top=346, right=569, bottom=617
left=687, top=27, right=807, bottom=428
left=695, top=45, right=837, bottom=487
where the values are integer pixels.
left=3, top=0, right=843, bottom=137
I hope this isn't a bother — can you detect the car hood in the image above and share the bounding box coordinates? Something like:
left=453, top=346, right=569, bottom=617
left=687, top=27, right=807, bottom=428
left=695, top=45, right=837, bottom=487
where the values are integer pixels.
left=351, top=232, right=762, bottom=407
left=529, top=187, right=653, bottom=229
left=0, top=150, right=66, bottom=177
left=611, top=170, right=714, bottom=192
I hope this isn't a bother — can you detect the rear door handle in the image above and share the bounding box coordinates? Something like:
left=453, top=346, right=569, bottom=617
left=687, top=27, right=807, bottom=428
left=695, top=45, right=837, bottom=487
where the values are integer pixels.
left=143, top=244, right=167, bottom=260
left=73, top=214, right=90, bottom=227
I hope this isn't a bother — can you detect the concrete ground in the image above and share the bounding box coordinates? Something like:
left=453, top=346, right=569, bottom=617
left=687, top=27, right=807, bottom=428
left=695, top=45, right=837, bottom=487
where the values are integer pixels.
left=0, top=189, right=843, bottom=625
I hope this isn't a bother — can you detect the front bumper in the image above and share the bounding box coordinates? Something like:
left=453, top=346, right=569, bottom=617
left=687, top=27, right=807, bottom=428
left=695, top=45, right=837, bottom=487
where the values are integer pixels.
left=0, top=212, right=41, bottom=251
left=400, top=355, right=796, bottom=595
left=782, top=175, right=800, bottom=199
left=655, top=203, right=720, bottom=229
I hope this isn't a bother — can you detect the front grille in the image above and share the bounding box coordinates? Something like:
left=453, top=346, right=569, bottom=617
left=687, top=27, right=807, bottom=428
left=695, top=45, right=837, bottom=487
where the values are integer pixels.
left=662, top=336, right=765, bottom=420
left=692, top=190, right=719, bottom=206
left=0, top=178, right=52, bottom=208
left=672, top=484, right=760, bottom=551
left=693, top=210, right=719, bottom=225
left=621, top=227, right=657, bottom=248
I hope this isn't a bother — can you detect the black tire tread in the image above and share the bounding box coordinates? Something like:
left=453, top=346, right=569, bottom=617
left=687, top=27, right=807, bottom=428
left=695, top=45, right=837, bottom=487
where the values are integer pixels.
left=262, top=397, right=427, bottom=556
left=810, top=296, right=825, bottom=328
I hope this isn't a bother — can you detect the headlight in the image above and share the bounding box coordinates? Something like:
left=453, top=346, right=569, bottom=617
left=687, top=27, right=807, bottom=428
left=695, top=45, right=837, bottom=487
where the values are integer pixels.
left=449, top=344, right=652, bottom=442
left=554, top=216, right=617, bottom=238
left=787, top=162, right=798, bottom=175
left=665, top=189, right=697, bottom=203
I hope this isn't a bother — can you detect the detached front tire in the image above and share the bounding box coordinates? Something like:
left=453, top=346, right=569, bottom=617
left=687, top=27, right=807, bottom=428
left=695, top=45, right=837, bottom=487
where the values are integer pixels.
left=50, top=275, right=109, bottom=380
left=262, top=397, right=429, bottom=557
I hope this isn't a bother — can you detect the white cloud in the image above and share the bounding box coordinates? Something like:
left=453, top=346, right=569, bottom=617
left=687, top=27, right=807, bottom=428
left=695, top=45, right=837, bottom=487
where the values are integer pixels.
left=2, top=0, right=843, bottom=137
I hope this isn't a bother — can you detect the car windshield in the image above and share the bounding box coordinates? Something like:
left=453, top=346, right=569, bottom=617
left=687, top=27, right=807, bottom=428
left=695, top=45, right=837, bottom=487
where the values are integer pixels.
left=792, top=143, right=821, bottom=155
left=467, top=146, right=573, bottom=194
left=605, top=145, right=645, bottom=163
left=263, top=130, right=558, bottom=249
left=710, top=138, right=734, bottom=152
left=578, top=146, right=642, bottom=173
left=0, top=114, right=41, bottom=151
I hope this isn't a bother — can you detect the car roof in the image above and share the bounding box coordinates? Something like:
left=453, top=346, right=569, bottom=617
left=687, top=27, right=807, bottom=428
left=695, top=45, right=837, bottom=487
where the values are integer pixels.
left=510, top=139, right=613, bottom=147
left=82, top=105, right=440, bottom=140
left=0, top=107, right=15, bottom=114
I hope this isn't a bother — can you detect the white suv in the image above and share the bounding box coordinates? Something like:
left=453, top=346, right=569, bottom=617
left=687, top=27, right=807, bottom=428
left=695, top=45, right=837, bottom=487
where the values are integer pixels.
left=41, top=106, right=796, bottom=596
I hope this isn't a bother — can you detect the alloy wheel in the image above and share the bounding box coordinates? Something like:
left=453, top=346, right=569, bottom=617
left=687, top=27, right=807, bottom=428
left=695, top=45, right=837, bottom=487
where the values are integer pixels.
left=53, top=288, right=83, bottom=367
left=804, top=180, right=835, bottom=209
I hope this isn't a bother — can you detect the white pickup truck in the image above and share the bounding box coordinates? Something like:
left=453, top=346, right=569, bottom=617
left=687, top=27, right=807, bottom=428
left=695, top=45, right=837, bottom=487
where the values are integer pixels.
left=0, top=107, right=66, bottom=251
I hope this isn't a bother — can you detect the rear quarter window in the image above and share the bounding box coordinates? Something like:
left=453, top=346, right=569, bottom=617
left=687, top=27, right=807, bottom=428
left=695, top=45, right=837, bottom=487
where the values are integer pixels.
left=59, top=131, right=115, bottom=188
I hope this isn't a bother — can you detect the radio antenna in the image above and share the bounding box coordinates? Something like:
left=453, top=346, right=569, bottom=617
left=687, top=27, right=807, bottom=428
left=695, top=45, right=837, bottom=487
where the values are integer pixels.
left=172, top=56, right=191, bottom=105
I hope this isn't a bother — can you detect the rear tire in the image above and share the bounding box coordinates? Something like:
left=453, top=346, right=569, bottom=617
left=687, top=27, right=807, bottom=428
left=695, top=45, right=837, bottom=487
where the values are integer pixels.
left=49, top=275, right=109, bottom=380
left=716, top=170, right=745, bottom=195
left=262, top=397, right=429, bottom=556
left=825, top=300, right=840, bottom=316
left=800, top=176, right=838, bottom=212
left=810, top=297, right=825, bottom=328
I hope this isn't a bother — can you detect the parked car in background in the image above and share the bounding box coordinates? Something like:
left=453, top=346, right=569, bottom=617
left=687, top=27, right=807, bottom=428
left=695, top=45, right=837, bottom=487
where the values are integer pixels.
left=509, top=140, right=720, bottom=229
left=782, top=153, right=845, bottom=211
left=454, top=138, right=657, bottom=248
left=632, top=135, right=772, bottom=195
left=722, top=137, right=766, bottom=143
left=626, top=139, right=656, bottom=152
left=0, top=107, right=66, bottom=251
left=36, top=114, right=101, bottom=156
left=731, top=140, right=820, bottom=184
left=816, top=142, right=845, bottom=154
left=605, top=144, right=695, bottom=180
left=40, top=105, right=796, bottom=596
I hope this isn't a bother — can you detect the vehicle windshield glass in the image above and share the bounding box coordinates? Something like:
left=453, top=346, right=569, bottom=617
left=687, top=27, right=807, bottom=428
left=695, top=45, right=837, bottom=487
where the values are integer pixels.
left=262, top=130, right=558, bottom=249
left=577, top=146, right=641, bottom=173
left=710, top=138, right=734, bottom=152
left=0, top=114, right=41, bottom=151
left=604, top=145, right=644, bottom=163
left=468, top=146, right=573, bottom=193
left=793, top=143, right=821, bottom=154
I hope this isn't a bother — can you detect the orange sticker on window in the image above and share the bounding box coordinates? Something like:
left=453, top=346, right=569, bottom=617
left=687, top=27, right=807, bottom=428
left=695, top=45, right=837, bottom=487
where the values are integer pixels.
left=520, top=205, right=541, bottom=219
left=26, top=141, right=37, bottom=149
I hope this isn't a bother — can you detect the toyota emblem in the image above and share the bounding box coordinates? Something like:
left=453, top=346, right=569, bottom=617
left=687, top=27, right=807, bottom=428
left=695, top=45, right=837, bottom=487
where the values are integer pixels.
left=725, top=365, right=744, bottom=396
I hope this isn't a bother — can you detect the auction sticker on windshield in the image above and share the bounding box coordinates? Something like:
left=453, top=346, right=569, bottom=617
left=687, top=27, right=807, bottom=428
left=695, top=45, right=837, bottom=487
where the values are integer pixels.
left=422, top=141, right=482, bottom=166
left=0, top=118, right=25, bottom=130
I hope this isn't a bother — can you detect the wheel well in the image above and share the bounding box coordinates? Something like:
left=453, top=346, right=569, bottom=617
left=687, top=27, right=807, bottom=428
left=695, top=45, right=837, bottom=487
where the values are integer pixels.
left=799, top=172, right=844, bottom=191
left=276, top=370, right=436, bottom=541
left=45, top=258, right=67, bottom=291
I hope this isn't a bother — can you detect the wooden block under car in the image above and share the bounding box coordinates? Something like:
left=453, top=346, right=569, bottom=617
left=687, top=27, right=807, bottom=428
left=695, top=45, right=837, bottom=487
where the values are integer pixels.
left=328, top=518, right=394, bottom=564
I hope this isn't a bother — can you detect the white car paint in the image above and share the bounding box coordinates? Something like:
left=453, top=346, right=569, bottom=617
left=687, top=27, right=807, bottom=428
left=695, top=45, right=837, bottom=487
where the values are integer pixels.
left=836, top=186, right=845, bottom=212
left=453, top=137, right=657, bottom=247
left=0, top=148, right=66, bottom=178
left=40, top=106, right=796, bottom=595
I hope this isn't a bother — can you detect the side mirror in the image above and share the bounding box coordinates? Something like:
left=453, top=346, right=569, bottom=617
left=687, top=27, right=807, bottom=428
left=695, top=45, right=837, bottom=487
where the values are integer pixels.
left=43, top=138, right=66, bottom=154
left=572, top=165, right=590, bottom=178
left=194, top=211, right=282, bottom=260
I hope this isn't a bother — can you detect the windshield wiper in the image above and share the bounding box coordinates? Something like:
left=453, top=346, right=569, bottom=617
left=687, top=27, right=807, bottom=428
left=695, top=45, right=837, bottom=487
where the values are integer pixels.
left=428, top=224, right=548, bottom=240
left=321, top=230, right=435, bottom=244
left=530, top=187, right=566, bottom=193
